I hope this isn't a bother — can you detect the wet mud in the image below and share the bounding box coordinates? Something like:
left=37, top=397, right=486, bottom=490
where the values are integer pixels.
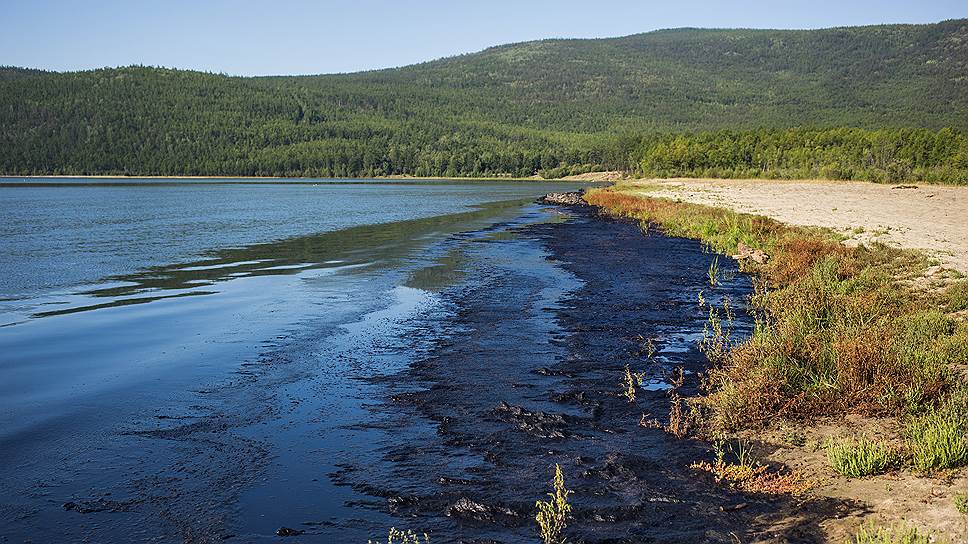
left=0, top=203, right=850, bottom=543
left=335, top=207, right=846, bottom=543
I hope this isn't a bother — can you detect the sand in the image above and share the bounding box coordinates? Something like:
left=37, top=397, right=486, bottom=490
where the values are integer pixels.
left=623, top=178, right=968, bottom=274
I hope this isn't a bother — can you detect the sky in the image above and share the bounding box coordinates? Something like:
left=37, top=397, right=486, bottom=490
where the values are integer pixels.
left=2, top=0, right=966, bottom=76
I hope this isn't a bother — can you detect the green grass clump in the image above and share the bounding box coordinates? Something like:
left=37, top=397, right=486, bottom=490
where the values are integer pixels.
left=955, top=493, right=968, bottom=514
left=846, top=524, right=932, bottom=544
left=944, top=280, right=968, bottom=312
left=367, top=528, right=429, bottom=544
left=707, top=256, right=720, bottom=286
left=907, top=404, right=968, bottom=471
left=827, top=437, right=896, bottom=477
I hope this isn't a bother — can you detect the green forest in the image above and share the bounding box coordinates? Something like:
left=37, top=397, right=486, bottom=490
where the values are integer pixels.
left=629, top=128, right=968, bottom=184
left=2, top=19, right=967, bottom=182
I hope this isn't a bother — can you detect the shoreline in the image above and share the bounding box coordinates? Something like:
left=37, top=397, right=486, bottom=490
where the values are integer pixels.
left=584, top=186, right=968, bottom=542
left=343, top=205, right=814, bottom=542
left=620, top=177, right=968, bottom=275
left=7, top=171, right=966, bottom=186
left=3, top=174, right=553, bottom=182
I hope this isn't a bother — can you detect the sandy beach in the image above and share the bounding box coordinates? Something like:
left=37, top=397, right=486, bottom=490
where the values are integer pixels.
left=622, top=178, right=968, bottom=274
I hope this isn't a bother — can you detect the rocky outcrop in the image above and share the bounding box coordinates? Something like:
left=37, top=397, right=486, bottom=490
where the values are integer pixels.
left=538, top=190, right=586, bottom=206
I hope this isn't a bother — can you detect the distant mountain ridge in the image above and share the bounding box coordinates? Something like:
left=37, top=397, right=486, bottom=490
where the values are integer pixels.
left=1, top=19, right=967, bottom=177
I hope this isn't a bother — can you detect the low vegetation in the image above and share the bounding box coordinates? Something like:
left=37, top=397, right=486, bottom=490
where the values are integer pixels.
left=906, top=398, right=968, bottom=471
left=946, top=281, right=968, bottom=312
left=586, top=188, right=968, bottom=431
left=368, top=528, right=430, bottom=544
left=956, top=493, right=968, bottom=514
left=827, top=437, right=897, bottom=477
left=690, top=439, right=814, bottom=495
left=535, top=464, right=571, bottom=544
left=846, top=525, right=932, bottom=544
left=622, top=364, right=640, bottom=403
left=588, top=185, right=967, bottom=539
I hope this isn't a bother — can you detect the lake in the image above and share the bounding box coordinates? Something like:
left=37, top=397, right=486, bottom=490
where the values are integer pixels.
left=0, top=177, right=751, bottom=542
left=0, top=178, right=581, bottom=541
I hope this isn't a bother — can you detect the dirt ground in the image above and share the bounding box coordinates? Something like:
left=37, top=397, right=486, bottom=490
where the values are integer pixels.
left=621, top=178, right=968, bottom=275
left=749, top=416, right=968, bottom=543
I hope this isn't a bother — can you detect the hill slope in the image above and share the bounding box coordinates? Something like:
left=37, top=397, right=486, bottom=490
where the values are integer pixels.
left=1, top=19, right=967, bottom=177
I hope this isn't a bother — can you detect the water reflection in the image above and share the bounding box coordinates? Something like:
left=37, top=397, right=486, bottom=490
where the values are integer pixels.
left=33, top=199, right=529, bottom=319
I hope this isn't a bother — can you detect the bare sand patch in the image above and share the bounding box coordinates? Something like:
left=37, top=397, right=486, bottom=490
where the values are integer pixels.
left=624, top=178, right=968, bottom=274
left=748, top=417, right=968, bottom=543
left=561, top=170, right=627, bottom=182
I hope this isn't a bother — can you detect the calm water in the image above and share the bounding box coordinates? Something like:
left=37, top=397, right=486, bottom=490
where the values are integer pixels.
left=0, top=178, right=579, bottom=542
left=0, top=179, right=580, bottom=305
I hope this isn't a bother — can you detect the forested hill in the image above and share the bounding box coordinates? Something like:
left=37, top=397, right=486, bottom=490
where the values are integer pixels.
left=2, top=19, right=968, bottom=179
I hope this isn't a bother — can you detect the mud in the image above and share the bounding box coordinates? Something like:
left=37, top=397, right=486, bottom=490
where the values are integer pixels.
left=0, top=203, right=852, bottom=543
left=334, top=207, right=847, bottom=543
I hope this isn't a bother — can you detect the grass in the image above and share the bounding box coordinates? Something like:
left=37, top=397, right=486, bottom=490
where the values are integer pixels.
left=585, top=187, right=967, bottom=431
left=956, top=493, right=968, bottom=514
left=955, top=493, right=968, bottom=514
left=535, top=464, right=571, bottom=544
left=906, top=399, right=968, bottom=471
left=368, top=528, right=430, bottom=544
left=708, top=256, right=720, bottom=286
left=827, top=436, right=897, bottom=477
left=623, top=364, right=639, bottom=403
left=945, top=281, right=968, bottom=312
left=691, top=438, right=814, bottom=495
left=846, top=524, right=932, bottom=544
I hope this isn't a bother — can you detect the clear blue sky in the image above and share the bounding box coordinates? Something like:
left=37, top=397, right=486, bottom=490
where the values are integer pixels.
left=3, top=0, right=965, bottom=76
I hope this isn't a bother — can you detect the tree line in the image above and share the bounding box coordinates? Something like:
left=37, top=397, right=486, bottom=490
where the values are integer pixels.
left=630, top=128, right=968, bottom=184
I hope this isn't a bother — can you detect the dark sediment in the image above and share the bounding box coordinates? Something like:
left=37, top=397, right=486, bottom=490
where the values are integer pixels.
left=5, top=202, right=851, bottom=542
left=336, top=207, right=846, bottom=543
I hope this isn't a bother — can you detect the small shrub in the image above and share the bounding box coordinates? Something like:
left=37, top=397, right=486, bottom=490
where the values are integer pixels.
left=827, top=437, right=896, bottom=477
left=622, top=365, right=640, bottom=403
left=955, top=493, right=968, bottom=514
left=535, top=464, right=571, bottom=544
left=945, top=280, right=968, bottom=312
left=665, top=392, right=689, bottom=438
left=708, top=256, right=720, bottom=286
left=699, top=296, right=733, bottom=364
left=644, top=336, right=657, bottom=359
left=692, top=438, right=813, bottom=495
left=907, top=406, right=968, bottom=471
left=639, top=413, right=662, bottom=428
left=691, top=450, right=812, bottom=496
left=368, top=528, right=430, bottom=544
left=781, top=427, right=807, bottom=447
left=846, top=524, right=931, bottom=544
